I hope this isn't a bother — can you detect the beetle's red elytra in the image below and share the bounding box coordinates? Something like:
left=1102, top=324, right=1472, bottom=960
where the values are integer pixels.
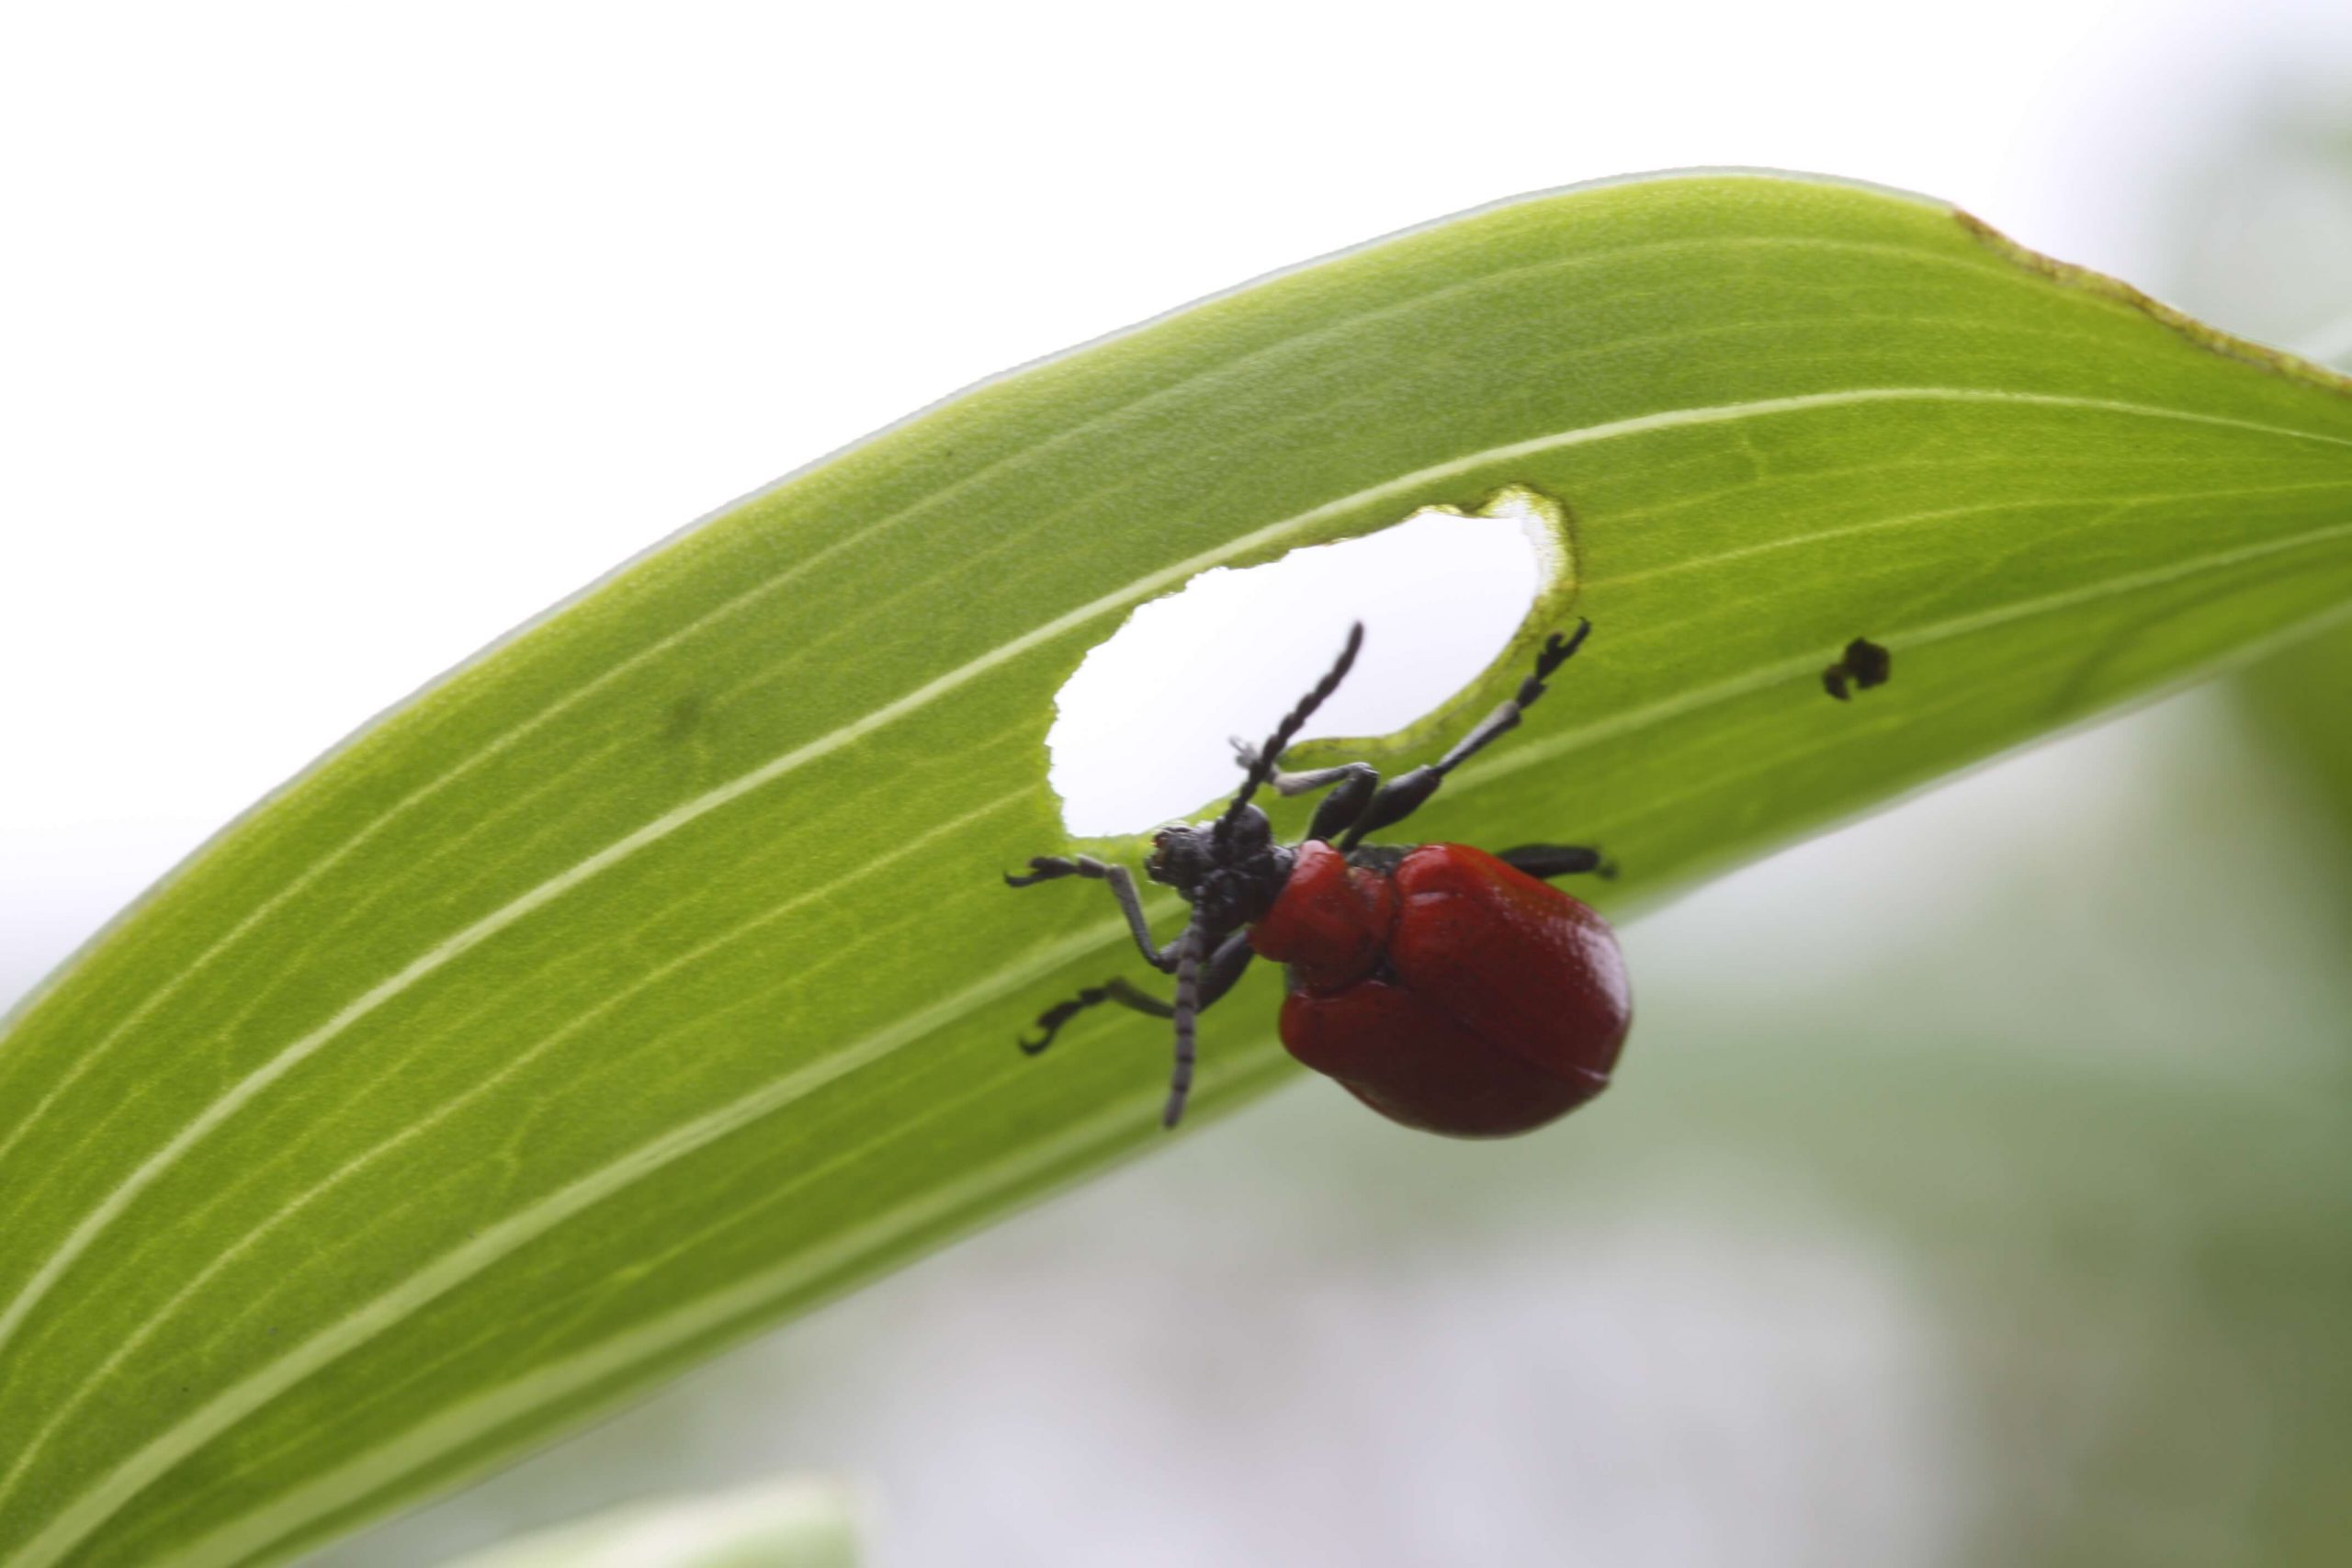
left=1006, top=620, right=1632, bottom=1136
left=1255, top=842, right=1628, bottom=1135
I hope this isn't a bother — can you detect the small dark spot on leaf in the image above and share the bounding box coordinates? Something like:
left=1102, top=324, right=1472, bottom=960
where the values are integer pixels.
left=662, top=694, right=706, bottom=742
left=1823, top=637, right=1891, bottom=702
left=1846, top=637, right=1892, bottom=687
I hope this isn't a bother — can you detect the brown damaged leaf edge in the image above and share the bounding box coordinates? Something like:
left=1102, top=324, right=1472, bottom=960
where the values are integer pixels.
left=1953, top=207, right=2352, bottom=394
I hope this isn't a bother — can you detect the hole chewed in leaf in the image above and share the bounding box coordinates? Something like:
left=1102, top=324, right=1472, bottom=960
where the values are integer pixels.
left=1046, top=487, right=1575, bottom=837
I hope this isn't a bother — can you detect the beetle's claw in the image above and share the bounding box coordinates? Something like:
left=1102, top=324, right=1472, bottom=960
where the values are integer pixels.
left=1533, top=618, right=1591, bottom=681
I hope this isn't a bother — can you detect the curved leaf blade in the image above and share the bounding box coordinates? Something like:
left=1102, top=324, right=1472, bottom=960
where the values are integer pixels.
left=3, top=171, right=2350, bottom=1566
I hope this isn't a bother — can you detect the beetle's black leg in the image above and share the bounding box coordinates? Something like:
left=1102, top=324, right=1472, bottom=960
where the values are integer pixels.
left=1002, top=854, right=1096, bottom=888
left=1498, top=843, right=1617, bottom=881
left=1017, top=931, right=1257, bottom=1057
left=1229, top=746, right=1369, bottom=799
left=1019, top=978, right=1174, bottom=1055
left=1231, top=742, right=1383, bottom=844
left=1303, top=773, right=1378, bottom=847
left=1019, top=930, right=1254, bottom=1062
left=1340, top=619, right=1592, bottom=848
left=1433, top=618, right=1591, bottom=773
left=1003, top=854, right=1177, bottom=972
left=1196, top=926, right=1258, bottom=1008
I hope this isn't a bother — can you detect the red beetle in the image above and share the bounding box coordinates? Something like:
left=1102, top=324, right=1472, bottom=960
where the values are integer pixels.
left=1007, top=620, right=1630, bottom=1135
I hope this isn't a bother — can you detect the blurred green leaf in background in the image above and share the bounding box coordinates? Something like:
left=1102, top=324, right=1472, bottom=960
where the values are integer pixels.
left=3, top=167, right=2351, bottom=1568
left=2191, top=87, right=2352, bottom=885
left=441, top=1477, right=861, bottom=1568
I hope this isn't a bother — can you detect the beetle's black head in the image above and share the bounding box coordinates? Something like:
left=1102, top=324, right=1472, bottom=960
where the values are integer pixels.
left=1148, top=805, right=1292, bottom=933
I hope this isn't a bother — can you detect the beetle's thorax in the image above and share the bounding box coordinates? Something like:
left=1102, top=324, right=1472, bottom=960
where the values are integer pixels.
left=1146, top=805, right=1295, bottom=933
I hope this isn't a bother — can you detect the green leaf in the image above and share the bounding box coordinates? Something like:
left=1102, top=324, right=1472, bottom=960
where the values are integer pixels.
left=3, top=171, right=2349, bottom=1567
left=2243, top=618, right=2352, bottom=862
left=437, top=1477, right=862, bottom=1568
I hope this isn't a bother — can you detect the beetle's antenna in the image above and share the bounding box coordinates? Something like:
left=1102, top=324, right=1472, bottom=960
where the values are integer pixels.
left=1218, top=621, right=1363, bottom=843
left=1163, top=920, right=1205, bottom=1128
